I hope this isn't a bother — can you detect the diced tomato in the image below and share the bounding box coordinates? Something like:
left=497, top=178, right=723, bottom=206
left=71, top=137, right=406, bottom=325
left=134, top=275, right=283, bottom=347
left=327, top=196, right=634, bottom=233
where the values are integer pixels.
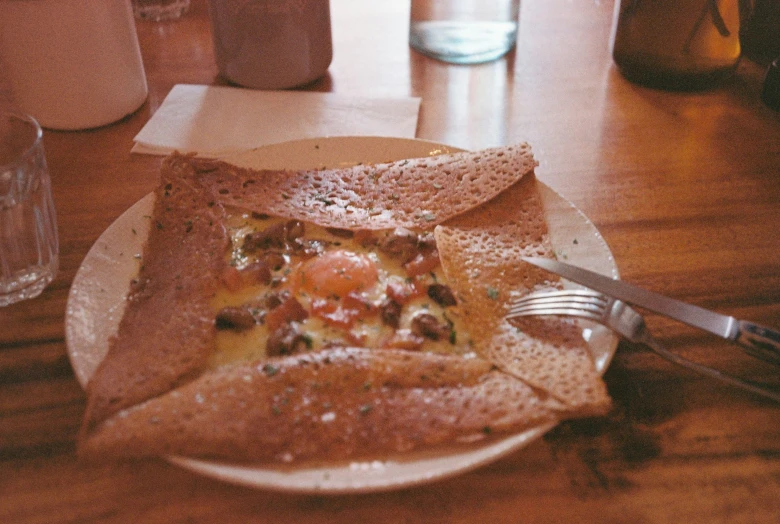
left=311, top=298, right=355, bottom=329
left=342, top=292, right=378, bottom=315
left=265, top=296, right=309, bottom=331
left=311, top=293, right=378, bottom=330
left=403, top=248, right=441, bottom=278
left=385, top=277, right=424, bottom=305
left=310, top=298, right=337, bottom=316
left=345, top=330, right=368, bottom=346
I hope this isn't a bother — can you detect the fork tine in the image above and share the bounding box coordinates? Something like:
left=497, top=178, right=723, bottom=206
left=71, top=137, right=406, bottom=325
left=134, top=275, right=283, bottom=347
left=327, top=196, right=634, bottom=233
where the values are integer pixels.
left=510, top=298, right=606, bottom=312
left=507, top=306, right=604, bottom=322
left=513, top=295, right=606, bottom=307
left=510, top=290, right=608, bottom=306
left=507, top=289, right=610, bottom=321
left=508, top=300, right=606, bottom=313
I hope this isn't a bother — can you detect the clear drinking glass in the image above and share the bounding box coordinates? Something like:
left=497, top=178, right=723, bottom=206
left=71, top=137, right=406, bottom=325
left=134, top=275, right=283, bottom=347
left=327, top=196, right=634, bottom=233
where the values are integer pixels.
left=0, top=112, right=58, bottom=307
left=132, top=0, right=190, bottom=21
left=409, top=0, right=520, bottom=64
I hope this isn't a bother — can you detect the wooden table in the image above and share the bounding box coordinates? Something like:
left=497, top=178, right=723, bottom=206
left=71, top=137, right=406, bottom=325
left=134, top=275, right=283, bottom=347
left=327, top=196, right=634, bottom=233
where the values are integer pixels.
left=2, top=0, right=779, bottom=521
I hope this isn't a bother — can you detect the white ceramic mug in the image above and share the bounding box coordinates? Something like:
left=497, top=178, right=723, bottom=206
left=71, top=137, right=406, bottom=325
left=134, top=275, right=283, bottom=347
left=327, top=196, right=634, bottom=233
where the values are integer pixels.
left=0, top=0, right=148, bottom=130
left=207, top=0, right=333, bottom=90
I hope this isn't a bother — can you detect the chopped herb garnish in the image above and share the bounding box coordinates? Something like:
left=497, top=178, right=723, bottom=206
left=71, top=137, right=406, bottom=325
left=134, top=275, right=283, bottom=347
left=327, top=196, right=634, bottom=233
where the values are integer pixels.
left=486, top=287, right=499, bottom=300
left=315, top=195, right=335, bottom=206
left=262, top=364, right=279, bottom=376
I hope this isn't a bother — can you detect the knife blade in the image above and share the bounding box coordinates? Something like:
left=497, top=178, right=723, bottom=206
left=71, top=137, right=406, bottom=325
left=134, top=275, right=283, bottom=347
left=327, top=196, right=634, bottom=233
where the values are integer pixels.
left=523, top=257, right=780, bottom=365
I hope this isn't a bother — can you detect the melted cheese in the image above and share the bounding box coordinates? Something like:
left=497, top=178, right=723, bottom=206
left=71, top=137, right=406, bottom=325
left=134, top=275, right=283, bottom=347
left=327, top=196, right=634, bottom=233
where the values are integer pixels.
left=208, top=212, right=474, bottom=369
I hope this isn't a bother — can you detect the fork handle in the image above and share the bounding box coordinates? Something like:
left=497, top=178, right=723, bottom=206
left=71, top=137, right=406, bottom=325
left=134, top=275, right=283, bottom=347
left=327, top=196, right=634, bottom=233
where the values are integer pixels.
left=736, top=321, right=780, bottom=366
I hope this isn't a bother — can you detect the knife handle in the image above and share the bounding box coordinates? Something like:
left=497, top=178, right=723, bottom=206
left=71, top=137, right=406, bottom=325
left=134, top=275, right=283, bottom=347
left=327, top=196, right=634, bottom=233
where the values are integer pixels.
left=736, top=321, right=780, bottom=366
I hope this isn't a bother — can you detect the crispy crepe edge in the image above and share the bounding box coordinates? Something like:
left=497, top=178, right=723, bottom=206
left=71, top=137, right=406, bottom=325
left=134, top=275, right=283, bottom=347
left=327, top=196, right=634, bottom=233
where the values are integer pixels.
left=78, top=145, right=611, bottom=463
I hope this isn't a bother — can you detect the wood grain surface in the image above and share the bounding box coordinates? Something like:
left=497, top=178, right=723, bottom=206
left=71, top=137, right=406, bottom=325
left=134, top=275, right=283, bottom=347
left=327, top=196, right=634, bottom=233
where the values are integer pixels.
left=1, top=1, right=778, bottom=522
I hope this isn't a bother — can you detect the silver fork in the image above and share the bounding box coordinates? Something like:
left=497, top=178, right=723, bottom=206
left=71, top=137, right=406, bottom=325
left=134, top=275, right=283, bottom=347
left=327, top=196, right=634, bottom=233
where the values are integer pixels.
left=506, top=289, right=780, bottom=403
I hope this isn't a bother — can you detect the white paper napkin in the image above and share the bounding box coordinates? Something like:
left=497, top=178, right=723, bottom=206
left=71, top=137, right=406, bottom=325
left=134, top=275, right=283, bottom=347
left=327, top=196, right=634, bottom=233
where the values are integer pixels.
left=132, top=84, right=421, bottom=156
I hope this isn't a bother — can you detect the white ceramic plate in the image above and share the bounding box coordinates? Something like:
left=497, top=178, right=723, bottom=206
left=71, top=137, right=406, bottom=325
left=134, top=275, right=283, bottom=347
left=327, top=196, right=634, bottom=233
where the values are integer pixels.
left=65, top=137, right=618, bottom=494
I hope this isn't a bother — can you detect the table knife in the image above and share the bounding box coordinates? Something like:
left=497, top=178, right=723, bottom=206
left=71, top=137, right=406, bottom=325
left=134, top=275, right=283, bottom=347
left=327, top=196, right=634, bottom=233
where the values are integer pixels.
left=523, top=257, right=780, bottom=365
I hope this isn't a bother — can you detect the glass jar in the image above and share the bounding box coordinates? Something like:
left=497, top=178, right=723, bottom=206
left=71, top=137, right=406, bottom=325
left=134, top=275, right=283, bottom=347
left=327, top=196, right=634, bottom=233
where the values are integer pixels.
left=207, top=0, right=332, bottom=90
left=612, top=0, right=752, bottom=90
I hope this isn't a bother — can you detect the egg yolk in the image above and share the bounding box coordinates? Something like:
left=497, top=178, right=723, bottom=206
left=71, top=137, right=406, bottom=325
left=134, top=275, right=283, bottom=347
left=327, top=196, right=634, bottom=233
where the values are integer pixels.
left=295, top=249, right=378, bottom=298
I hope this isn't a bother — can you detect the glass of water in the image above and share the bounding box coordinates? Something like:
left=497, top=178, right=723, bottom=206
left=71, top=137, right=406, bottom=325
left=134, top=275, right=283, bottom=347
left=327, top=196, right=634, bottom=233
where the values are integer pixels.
left=0, top=112, right=59, bottom=307
left=410, top=0, right=520, bottom=64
